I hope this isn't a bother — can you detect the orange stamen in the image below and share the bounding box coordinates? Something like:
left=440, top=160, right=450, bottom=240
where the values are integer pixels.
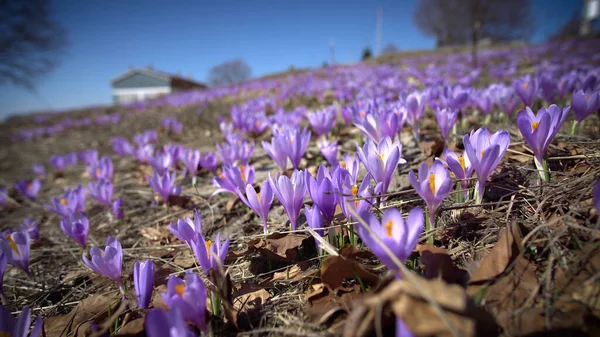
left=458, top=156, right=466, bottom=172
left=60, top=198, right=68, bottom=206
left=384, top=220, right=393, bottom=238
left=240, top=165, right=247, bottom=183
left=205, top=240, right=212, bottom=258
left=429, top=173, right=436, bottom=194
left=6, top=234, right=20, bottom=255
left=175, top=284, right=185, bottom=296
left=531, top=121, right=539, bottom=131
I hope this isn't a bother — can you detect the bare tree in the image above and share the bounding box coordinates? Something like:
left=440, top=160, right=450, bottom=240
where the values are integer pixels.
left=549, top=12, right=581, bottom=41
left=413, top=0, right=533, bottom=65
left=0, top=0, right=67, bottom=90
left=381, top=43, right=399, bottom=55
left=207, top=59, right=252, bottom=87
left=361, top=47, right=373, bottom=61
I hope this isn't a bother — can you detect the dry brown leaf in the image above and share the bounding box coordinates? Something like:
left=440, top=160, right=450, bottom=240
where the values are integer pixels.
left=320, top=250, right=380, bottom=291
left=44, top=293, right=121, bottom=337
left=173, top=249, right=196, bottom=269
left=467, top=222, right=539, bottom=332
left=225, top=196, right=240, bottom=213
left=266, top=262, right=317, bottom=283
left=114, top=318, right=145, bottom=336
left=343, top=276, right=500, bottom=337
left=417, top=243, right=469, bottom=287
left=139, top=226, right=170, bottom=243
left=304, top=283, right=362, bottom=333
left=247, top=232, right=311, bottom=262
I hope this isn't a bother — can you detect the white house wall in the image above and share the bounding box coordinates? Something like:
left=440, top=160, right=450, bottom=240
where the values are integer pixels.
left=112, top=86, right=172, bottom=104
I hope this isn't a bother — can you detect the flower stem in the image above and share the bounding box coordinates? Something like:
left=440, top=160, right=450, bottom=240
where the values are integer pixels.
left=210, top=290, right=221, bottom=318
left=425, top=208, right=434, bottom=243
left=570, top=120, right=579, bottom=135
left=474, top=180, right=484, bottom=204
left=534, top=157, right=550, bottom=182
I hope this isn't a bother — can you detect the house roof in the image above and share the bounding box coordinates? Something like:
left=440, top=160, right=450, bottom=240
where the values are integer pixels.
left=110, top=67, right=206, bottom=87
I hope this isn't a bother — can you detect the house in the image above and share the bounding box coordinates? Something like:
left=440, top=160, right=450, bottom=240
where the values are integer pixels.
left=110, top=67, right=208, bottom=104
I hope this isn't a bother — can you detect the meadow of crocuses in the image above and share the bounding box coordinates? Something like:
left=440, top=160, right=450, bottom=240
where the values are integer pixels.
left=1, top=39, right=600, bottom=337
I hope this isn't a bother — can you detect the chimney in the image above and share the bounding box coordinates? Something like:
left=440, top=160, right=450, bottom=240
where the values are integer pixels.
left=147, top=64, right=154, bottom=70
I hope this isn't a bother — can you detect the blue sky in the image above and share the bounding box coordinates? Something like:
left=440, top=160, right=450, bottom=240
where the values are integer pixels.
left=0, top=0, right=584, bottom=118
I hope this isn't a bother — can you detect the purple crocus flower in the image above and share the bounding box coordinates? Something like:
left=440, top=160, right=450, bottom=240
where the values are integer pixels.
left=146, top=171, right=181, bottom=203
left=112, top=198, right=124, bottom=220
left=396, top=317, right=415, bottom=337
left=169, top=209, right=202, bottom=244
left=78, top=149, right=99, bottom=166
left=20, top=218, right=39, bottom=241
left=161, top=271, right=207, bottom=331
left=45, top=190, right=79, bottom=217
left=112, top=136, right=135, bottom=156
left=262, top=136, right=289, bottom=171
left=145, top=307, right=197, bottom=337
left=517, top=105, right=570, bottom=181
left=163, top=144, right=183, bottom=164
left=435, top=108, right=459, bottom=142
left=0, top=306, right=43, bottom=337
left=133, top=130, right=157, bottom=146
left=237, top=180, right=274, bottom=234
left=149, top=151, right=173, bottom=175
left=191, top=232, right=230, bottom=276
left=571, top=89, right=600, bottom=123
left=405, top=92, right=425, bottom=137
left=357, top=207, right=424, bottom=276
left=135, top=144, right=155, bottom=163
left=0, top=251, right=6, bottom=294
left=0, top=188, right=6, bottom=207
left=82, top=236, right=123, bottom=286
left=64, top=152, right=78, bottom=167
left=32, top=163, right=45, bottom=178
left=356, top=136, right=406, bottom=197
left=87, top=179, right=113, bottom=208
left=318, top=138, right=338, bottom=166
left=307, top=106, right=336, bottom=137
left=442, top=85, right=470, bottom=110
left=463, top=127, right=510, bottom=203
left=339, top=153, right=361, bottom=185
left=161, top=117, right=183, bottom=134
left=443, top=148, right=473, bottom=199
left=73, top=184, right=87, bottom=212
left=199, top=152, right=218, bottom=172
left=408, top=160, right=452, bottom=228
left=216, top=139, right=254, bottom=166
left=133, top=259, right=155, bottom=309
left=285, top=127, right=311, bottom=169
left=181, top=148, right=201, bottom=179
left=514, top=76, right=538, bottom=107
left=305, top=204, right=325, bottom=251
left=340, top=174, right=377, bottom=220
left=305, top=166, right=339, bottom=225
left=88, top=156, right=114, bottom=181
left=0, top=229, right=31, bottom=274
left=269, top=170, right=307, bottom=230
left=14, top=179, right=41, bottom=201
left=60, top=213, right=89, bottom=248
left=352, top=104, right=399, bottom=143
left=211, top=164, right=255, bottom=197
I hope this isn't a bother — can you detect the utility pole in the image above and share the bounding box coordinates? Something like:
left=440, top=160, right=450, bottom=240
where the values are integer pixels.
left=581, top=0, right=600, bottom=36
left=376, top=6, right=383, bottom=55
left=329, top=39, right=336, bottom=65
